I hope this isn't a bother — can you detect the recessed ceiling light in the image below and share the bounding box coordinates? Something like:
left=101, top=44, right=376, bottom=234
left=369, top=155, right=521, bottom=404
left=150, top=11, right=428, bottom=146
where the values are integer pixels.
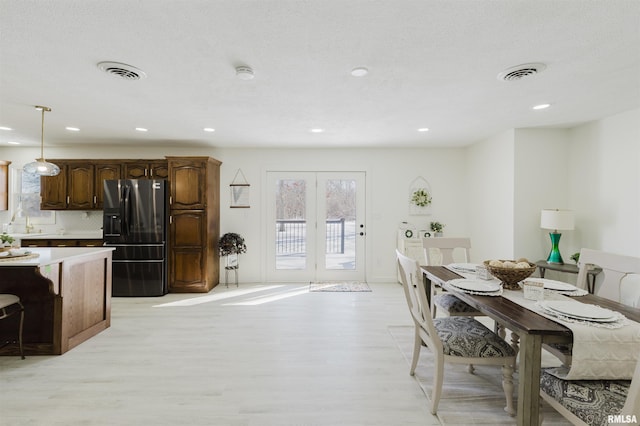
left=532, top=103, right=551, bottom=110
left=351, top=67, right=369, bottom=77
left=0, top=126, right=12, bottom=131
left=7, top=141, right=20, bottom=145
left=135, top=127, right=148, bottom=132
left=203, top=128, right=215, bottom=132
left=66, top=126, right=80, bottom=131
left=310, top=128, right=324, bottom=133
left=417, top=128, right=430, bottom=132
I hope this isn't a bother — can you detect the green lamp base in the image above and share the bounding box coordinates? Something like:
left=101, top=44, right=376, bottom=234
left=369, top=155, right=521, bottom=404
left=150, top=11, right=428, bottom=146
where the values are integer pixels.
left=546, top=232, right=564, bottom=264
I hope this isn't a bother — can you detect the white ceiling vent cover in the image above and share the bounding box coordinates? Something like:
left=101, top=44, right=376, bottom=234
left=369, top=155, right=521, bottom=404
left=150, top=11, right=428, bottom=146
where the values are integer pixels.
left=497, top=63, right=546, bottom=81
left=97, top=61, right=147, bottom=80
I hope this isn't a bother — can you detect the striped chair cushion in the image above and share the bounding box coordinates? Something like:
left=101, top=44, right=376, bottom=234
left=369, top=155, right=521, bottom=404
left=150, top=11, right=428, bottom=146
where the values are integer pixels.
left=540, top=368, right=630, bottom=426
left=434, top=316, right=515, bottom=358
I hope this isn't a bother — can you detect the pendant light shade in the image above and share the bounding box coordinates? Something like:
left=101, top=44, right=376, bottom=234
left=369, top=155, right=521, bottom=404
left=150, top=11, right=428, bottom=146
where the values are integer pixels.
left=23, top=106, right=60, bottom=176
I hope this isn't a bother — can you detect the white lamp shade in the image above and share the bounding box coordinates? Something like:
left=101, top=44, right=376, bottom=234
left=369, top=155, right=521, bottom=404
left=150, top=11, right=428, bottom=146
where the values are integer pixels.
left=540, top=209, right=574, bottom=231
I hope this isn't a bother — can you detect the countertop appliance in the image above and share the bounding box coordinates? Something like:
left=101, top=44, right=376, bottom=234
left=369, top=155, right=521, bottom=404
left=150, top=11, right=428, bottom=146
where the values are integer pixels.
left=103, top=179, right=169, bottom=296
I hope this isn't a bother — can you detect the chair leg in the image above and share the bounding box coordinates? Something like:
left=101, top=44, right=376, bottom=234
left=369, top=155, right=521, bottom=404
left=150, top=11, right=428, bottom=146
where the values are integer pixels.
left=18, top=302, right=25, bottom=360
left=501, top=363, right=516, bottom=416
left=409, top=328, right=421, bottom=376
left=431, top=357, right=445, bottom=415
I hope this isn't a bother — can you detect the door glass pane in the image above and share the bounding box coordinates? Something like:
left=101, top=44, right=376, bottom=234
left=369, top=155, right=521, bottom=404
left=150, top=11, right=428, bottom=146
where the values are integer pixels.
left=275, top=179, right=306, bottom=270
left=325, top=179, right=356, bottom=270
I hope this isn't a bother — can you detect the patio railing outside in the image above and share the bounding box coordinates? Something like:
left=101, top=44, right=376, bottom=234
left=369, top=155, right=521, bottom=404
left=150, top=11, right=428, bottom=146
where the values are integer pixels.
left=276, top=219, right=345, bottom=254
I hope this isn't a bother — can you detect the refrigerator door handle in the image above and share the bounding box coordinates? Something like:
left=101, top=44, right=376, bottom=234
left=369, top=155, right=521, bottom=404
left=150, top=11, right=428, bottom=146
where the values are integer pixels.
left=122, top=184, right=131, bottom=237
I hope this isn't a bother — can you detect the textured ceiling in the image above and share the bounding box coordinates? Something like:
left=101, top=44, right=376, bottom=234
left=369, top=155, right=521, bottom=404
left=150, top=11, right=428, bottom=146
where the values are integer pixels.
left=1, top=0, right=639, bottom=149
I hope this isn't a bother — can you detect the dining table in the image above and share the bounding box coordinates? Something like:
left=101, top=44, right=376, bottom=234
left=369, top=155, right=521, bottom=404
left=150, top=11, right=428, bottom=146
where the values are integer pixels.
left=421, top=265, right=640, bottom=426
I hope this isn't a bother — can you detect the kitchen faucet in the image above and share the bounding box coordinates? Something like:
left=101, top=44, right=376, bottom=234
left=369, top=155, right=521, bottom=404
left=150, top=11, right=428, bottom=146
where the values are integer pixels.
left=9, top=204, right=34, bottom=233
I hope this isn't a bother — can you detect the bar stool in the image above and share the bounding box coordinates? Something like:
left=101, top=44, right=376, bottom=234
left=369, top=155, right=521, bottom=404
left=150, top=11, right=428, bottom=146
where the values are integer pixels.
left=0, top=294, right=25, bottom=359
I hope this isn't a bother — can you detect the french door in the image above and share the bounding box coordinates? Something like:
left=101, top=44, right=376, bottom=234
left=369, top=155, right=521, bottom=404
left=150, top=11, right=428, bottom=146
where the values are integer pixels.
left=266, top=171, right=366, bottom=282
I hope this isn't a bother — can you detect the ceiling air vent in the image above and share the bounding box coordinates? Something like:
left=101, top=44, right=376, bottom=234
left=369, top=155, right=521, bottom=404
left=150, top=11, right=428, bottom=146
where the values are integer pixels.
left=97, top=61, right=147, bottom=80
left=497, top=63, right=546, bottom=81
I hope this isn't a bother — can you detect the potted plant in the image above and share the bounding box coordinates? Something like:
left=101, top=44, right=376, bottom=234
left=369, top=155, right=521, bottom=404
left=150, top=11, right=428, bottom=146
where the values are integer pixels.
left=430, top=221, right=445, bottom=237
left=1, top=233, right=15, bottom=252
left=570, top=252, right=580, bottom=264
left=218, top=232, right=247, bottom=267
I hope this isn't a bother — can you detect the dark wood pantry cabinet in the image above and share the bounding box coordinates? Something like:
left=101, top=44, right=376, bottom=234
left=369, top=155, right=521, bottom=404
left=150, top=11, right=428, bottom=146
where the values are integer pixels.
left=166, top=156, right=221, bottom=293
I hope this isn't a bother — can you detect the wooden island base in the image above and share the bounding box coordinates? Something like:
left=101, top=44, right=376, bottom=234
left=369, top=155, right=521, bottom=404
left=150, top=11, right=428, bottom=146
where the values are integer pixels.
left=0, top=248, right=113, bottom=356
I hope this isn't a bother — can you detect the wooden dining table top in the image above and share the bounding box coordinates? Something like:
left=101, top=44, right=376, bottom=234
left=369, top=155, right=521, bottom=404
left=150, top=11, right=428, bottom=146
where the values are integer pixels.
left=421, top=265, right=640, bottom=336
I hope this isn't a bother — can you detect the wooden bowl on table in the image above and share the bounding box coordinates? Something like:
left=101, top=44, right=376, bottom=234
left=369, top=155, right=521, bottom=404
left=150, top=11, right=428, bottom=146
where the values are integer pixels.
left=483, top=259, right=536, bottom=290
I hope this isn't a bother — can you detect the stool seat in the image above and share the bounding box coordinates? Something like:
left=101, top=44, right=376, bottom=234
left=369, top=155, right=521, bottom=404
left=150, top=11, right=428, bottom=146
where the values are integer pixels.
left=0, top=293, right=25, bottom=359
left=0, top=294, right=20, bottom=308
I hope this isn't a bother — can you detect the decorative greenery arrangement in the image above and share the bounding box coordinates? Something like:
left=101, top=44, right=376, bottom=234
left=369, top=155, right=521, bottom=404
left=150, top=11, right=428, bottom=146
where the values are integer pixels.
left=430, top=221, right=445, bottom=233
left=1, top=233, right=15, bottom=246
left=570, top=252, right=580, bottom=264
left=411, top=188, right=432, bottom=207
left=218, top=232, right=247, bottom=256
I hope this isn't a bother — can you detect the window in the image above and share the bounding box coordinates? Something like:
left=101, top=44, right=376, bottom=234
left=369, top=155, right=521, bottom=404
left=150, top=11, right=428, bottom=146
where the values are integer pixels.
left=11, top=168, right=55, bottom=224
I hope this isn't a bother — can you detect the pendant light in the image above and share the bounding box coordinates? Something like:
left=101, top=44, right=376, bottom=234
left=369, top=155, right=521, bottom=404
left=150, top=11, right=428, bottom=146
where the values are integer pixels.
left=23, top=105, right=60, bottom=176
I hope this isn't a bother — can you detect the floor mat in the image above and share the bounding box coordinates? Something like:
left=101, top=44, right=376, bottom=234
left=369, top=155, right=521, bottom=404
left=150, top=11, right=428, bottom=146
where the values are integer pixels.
left=309, top=281, right=371, bottom=292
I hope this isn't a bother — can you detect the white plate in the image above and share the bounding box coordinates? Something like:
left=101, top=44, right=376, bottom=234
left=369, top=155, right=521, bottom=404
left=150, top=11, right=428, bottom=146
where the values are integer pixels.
left=448, top=279, right=501, bottom=293
left=526, top=278, right=577, bottom=292
left=540, top=301, right=617, bottom=321
left=447, top=263, right=479, bottom=273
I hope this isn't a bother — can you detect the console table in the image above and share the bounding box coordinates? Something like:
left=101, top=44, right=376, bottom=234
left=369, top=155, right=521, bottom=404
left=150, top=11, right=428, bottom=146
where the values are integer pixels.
left=535, top=260, right=602, bottom=294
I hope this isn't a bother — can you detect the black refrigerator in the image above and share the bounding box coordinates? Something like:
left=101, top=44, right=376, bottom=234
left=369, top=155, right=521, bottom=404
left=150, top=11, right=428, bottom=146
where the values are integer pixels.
left=103, top=179, right=169, bottom=297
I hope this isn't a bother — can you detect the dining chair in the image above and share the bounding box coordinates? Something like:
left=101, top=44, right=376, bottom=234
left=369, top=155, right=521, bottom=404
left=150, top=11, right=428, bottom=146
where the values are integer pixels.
left=540, top=355, right=640, bottom=426
left=421, top=237, right=481, bottom=318
left=576, top=248, right=640, bottom=308
left=545, top=249, right=640, bottom=366
left=0, top=294, right=25, bottom=359
left=396, top=249, right=516, bottom=416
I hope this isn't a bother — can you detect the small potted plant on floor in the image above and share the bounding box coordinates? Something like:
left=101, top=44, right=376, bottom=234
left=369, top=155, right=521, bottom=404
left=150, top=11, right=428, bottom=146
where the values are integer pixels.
left=218, top=232, right=247, bottom=266
left=430, top=221, right=445, bottom=237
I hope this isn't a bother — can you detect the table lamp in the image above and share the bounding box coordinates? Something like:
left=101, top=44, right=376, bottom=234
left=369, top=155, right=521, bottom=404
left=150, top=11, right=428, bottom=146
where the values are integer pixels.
left=540, top=209, right=574, bottom=264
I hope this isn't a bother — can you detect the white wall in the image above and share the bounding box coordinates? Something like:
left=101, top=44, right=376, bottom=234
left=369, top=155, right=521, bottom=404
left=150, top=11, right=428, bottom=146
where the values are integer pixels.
left=514, top=128, right=571, bottom=263
left=568, top=108, right=640, bottom=257
left=466, top=129, right=515, bottom=262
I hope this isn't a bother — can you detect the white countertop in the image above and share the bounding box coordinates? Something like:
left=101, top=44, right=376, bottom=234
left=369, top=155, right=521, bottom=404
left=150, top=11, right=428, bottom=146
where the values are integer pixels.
left=0, top=247, right=114, bottom=267
left=13, top=232, right=104, bottom=240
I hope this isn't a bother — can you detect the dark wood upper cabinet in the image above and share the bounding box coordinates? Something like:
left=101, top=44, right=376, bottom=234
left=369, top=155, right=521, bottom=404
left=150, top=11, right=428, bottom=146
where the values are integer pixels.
left=94, top=163, right=122, bottom=208
left=41, top=159, right=170, bottom=210
left=67, top=163, right=94, bottom=209
left=123, top=160, right=168, bottom=180
left=0, top=160, right=10, bottom=211
left=41, top=162, right=69, bottom=210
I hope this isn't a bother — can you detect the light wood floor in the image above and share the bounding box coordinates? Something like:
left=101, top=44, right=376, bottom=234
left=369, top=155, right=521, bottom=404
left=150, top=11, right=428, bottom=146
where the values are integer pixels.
left=1, top=282, right=568, bottom=425
left=1, top=283, right=439, bottom=425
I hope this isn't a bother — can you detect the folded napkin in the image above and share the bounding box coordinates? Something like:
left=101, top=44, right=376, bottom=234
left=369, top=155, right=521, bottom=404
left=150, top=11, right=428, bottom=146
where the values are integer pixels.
left=9, top=248, right=30, bottom=256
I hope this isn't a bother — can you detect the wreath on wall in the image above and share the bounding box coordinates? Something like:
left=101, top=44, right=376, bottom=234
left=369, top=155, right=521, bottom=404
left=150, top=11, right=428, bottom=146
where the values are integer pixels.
left=411, top=188, right=432, bottom=207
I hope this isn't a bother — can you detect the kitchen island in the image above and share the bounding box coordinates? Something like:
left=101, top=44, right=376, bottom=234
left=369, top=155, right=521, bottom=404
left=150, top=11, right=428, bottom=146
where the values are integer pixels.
left=0, top=247, right=114, bottom=355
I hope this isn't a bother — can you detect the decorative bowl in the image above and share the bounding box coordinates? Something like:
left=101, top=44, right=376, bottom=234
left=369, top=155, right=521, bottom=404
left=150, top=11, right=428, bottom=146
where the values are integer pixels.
left=483, top=260, right=536, bottom=290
